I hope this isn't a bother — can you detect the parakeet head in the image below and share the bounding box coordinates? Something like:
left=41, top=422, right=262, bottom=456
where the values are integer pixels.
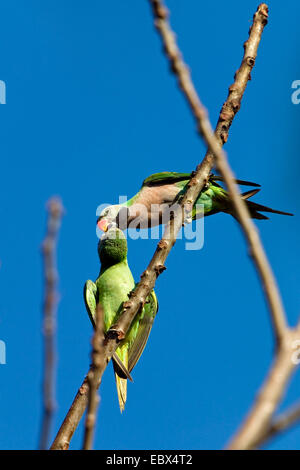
left=98, top=226, right=128, bottom=265
left=97, top=205, right=129, bottom=232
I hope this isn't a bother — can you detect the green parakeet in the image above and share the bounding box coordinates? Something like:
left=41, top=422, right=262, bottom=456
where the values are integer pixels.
left=84, top=226, right=158, bottom=412
left=97, top=172, right=293, bottom=231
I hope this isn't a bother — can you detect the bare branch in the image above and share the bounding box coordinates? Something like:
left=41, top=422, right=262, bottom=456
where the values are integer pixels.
left=50, top=2, right=269, bottom=450
left=82, top=305, right=105, bottom=450
left=39, top=197, right=64, bottom=450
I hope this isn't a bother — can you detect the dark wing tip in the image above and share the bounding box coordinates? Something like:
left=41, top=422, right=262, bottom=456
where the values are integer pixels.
left=212, top=174, right=261, bottom=188
left=112, top=353, right=133, bottom=382
left=236, top=179, right=261, bottom=188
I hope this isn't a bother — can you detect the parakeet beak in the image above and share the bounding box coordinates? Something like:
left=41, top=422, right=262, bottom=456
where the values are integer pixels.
left=97, top=218, right=109, bottom=232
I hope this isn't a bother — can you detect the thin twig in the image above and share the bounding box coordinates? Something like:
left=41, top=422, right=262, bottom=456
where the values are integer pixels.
left=50, top=2, right=268, bottom=450
left=82, top=305, right=105, bottom=450
left=39, top=197, right=64, bottom=450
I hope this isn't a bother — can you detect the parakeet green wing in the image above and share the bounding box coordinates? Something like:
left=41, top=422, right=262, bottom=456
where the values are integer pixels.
left=83, top=280, right=98, bottom=328
left=128, top=289, right=158, bottom=372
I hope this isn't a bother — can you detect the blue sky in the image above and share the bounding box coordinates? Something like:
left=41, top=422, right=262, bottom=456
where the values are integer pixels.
left=0, top=0, right=299, bottom=450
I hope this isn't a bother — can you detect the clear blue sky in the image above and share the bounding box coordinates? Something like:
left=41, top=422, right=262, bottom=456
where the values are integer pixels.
left=0, top=0, right=299, bottom=450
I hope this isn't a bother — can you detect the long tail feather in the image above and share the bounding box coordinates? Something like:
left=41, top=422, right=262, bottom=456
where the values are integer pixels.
left=240, top=189, right=293, bottom=219
left=113, top=347, right=128, bottom=413
left=246, top=200, right=294, bottom=218
left=114, top=373, right=127, bottom=413
left=227, top=188, right=293, bottom=220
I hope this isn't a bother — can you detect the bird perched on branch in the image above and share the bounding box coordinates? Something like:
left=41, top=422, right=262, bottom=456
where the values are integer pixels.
left=84, top=226, right=158, bottom=412
left=97, top=172, right=293, bottom=232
